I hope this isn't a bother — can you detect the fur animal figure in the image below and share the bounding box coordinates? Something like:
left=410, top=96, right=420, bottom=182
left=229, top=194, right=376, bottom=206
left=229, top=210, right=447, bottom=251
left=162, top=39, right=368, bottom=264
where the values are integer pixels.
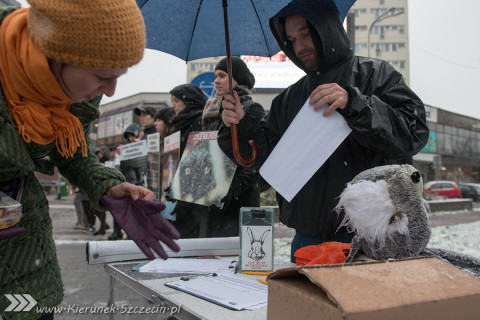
left=336, top=164, right=480, bottom=278
left=336, top=164, right=431, bottom=262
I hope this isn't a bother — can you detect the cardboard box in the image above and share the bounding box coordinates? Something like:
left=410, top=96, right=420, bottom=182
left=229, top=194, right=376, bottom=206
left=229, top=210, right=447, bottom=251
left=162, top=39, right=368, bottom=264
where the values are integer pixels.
left=267, top=257, right=480, bottom=320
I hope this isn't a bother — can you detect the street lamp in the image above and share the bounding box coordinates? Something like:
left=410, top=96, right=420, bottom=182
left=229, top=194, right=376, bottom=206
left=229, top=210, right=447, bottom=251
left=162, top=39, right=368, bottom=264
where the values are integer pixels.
left=368, top=7, right=405, bottom=58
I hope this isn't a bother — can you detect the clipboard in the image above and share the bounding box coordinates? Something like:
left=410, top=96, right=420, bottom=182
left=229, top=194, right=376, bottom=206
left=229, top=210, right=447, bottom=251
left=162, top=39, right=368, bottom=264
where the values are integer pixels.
left=164, top=274, right=268, bottom=311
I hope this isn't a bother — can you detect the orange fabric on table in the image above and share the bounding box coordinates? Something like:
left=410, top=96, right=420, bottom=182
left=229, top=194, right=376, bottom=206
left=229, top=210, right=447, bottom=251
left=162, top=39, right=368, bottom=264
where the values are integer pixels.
left=294, top=241, right=352, bottom=266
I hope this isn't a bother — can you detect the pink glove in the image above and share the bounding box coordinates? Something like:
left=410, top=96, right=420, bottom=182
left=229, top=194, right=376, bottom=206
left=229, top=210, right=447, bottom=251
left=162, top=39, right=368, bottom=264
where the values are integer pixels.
left=0, top=226, right=26, bottom=240
left=101, top=195, right=180, bottom=259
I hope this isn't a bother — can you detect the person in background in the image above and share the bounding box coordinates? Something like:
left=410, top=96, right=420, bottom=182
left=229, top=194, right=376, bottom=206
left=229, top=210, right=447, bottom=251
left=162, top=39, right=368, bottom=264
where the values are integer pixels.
left=153, top=107, right=175, bottom=201
left=72, top=186, right=88, bottom=230
left=201, top=56, right=266, bottom=237
left=154, top=107, right=175, bottom=137
left=135, top=105, right=157, bottom=140
left=109, top=123, right=143, bottom=241
left=0, top=1, right=179, bottom=318
left=170, top=83, right=206, bottom=154
left=123, top=122, right=141, bottom=143
left=112, top=143, right=122, bottom=168
left=167, top=84, right=206, bottom=238
left=219, top=0, right=429, bottom=262
left=87, top=146, right=111, bottom=236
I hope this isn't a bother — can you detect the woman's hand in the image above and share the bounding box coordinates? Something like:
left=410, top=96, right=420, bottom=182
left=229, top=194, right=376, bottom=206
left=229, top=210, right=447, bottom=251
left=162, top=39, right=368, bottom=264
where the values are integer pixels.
left=221, top=91, right=244, bottom=127
left=105, top=182, right=154, bottom=201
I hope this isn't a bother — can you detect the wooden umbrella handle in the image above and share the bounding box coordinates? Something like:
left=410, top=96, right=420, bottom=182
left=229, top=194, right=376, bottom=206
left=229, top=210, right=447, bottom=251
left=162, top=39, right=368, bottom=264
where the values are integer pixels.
left=222, top=0, right=257, bottom=166
left=231, top=123, right=257, bottom=167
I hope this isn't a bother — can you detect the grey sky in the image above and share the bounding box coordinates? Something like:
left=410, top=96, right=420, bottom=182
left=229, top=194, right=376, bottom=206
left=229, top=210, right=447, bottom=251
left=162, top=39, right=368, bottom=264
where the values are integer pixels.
left=409, top=0, right=480, bottom=119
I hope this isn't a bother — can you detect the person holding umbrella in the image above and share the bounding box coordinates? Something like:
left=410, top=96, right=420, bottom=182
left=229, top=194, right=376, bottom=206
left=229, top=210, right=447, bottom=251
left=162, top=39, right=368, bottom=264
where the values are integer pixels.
left=201, top=56, right=266, bottom=237
left=219, top=0, right=429, bottom=261
left=0, top=1, right=179, bottom=318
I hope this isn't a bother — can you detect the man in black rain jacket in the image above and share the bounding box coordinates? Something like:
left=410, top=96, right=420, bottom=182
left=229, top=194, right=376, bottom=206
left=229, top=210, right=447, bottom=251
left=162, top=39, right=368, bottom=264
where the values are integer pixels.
left=218, top=0, right=429, bottom=261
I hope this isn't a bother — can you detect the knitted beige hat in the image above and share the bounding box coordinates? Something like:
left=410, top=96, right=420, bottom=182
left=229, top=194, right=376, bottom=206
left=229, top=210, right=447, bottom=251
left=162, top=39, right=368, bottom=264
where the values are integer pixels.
left=27, top=0, right=146, bottom=69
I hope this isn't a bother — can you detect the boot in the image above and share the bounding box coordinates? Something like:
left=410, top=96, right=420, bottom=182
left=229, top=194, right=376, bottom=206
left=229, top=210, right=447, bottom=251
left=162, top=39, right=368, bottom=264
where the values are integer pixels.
left=93, top=225, right=106, bottom=236
left=108, top=221, right=123, bottom=240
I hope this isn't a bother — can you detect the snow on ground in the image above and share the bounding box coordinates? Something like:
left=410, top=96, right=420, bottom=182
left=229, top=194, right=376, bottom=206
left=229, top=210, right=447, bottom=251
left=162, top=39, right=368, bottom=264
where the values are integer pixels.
left=428, top=220, right=480, bottom=259
left=274, top=220, right=480, bottom=262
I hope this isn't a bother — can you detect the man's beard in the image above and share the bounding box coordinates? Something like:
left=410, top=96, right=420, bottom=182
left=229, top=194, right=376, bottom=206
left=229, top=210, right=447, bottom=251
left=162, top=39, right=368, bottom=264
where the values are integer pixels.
left=298, top=50, right=318, bottom=72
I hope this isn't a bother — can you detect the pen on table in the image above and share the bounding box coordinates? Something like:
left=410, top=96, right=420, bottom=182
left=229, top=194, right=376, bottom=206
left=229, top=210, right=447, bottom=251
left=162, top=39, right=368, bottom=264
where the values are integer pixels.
left=256, top=278, right=268, bottom=285
left=242, top=271, right=273, bottom=276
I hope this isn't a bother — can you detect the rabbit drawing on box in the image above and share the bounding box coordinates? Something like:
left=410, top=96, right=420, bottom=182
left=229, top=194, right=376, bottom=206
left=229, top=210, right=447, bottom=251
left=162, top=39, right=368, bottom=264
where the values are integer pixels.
left=247, top=227, right=270, bottom=261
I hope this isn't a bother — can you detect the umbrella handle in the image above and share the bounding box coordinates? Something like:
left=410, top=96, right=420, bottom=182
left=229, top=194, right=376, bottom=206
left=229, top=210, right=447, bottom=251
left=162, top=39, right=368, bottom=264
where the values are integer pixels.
left=231, top=124, right=257, bottom=167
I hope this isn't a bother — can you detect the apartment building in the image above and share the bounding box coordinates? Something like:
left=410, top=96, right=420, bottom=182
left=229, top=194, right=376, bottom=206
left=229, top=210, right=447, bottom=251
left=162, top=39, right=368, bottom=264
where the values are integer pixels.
left=350, top=0, right=409, bottom=83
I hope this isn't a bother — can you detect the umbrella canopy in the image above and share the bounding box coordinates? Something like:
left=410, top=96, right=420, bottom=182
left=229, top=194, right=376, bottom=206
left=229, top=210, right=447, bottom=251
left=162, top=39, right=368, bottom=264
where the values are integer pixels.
left=137, top=0, right=356, bottom=62
left=137, top=0, right=290, bottom=61
left=136, top=0, right=357, bottom=166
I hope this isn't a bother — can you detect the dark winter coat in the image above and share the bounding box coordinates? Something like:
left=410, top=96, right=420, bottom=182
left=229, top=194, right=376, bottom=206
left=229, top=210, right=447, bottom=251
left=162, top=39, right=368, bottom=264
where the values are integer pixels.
left=140, top=124, right=157, bottom=140
left=218, top=1, right=429, bottom=238
left=171, top=105, right=203, bottom=155
left=168, top=103, right=204, bottom=238
left=0, top=9, right=125, bottom=320
left=205, top=86, right=265, bottom=237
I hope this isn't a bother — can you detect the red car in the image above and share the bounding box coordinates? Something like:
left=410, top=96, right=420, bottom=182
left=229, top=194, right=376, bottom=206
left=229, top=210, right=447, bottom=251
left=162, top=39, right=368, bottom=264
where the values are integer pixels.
left=424, top=181, right=462, bottom=198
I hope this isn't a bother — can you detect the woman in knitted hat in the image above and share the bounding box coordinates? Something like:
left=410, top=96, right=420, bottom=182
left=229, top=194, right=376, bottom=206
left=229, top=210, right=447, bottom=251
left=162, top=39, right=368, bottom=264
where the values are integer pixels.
left=170, top=83, right=206, bottom=154
left=0, top=1, right=179, bottom=319
left=198, top=57, right=266, bottom=238
left=154, top=107, right=175, bottom=137
left=159, top=84, right=205, bottom=238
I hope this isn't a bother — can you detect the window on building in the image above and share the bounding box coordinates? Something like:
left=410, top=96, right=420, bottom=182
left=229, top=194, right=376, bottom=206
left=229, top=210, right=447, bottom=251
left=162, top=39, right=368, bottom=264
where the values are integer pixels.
left=371, top=43, right=405, bottom=52
left=351, top=8, right=366, bottom=17
left=355, top=43, right=367, bottom=52
left=389, top=60, right=406, bottom=69
left=371, top=8, right=388, bottom=18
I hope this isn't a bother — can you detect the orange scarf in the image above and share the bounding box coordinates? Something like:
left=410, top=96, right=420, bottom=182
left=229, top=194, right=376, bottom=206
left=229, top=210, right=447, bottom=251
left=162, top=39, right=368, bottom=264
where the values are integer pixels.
left=0, top=8, right=87, bottom=158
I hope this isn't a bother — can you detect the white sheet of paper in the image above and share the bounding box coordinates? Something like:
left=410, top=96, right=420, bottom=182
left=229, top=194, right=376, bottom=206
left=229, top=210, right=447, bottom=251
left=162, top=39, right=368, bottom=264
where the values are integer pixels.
left=259, top=99, right=352, bottom=202
left=139, top=258, right=236, bottom=275
left=165, top=274, right=268, bottom=311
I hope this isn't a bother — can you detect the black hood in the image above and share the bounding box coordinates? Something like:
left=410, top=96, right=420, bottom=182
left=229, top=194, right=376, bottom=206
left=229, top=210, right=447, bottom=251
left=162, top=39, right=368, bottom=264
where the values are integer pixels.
left=270, top=0, right=353, bottom=74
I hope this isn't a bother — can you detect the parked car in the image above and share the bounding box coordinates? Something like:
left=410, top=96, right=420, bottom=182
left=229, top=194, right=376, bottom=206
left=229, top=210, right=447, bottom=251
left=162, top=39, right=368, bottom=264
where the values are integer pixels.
left=462, top=183, right=480, bottom=202
left=424, top=181, right=462, bottom=199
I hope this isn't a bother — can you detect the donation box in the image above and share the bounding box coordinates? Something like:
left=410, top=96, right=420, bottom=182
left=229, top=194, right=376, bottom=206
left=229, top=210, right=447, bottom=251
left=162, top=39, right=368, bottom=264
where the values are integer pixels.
left=239, top=207, right=274, bottom=272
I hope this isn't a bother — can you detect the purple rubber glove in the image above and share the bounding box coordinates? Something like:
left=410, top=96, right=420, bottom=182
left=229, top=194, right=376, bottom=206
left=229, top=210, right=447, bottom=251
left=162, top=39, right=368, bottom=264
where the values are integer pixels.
left=0, top=226, right=26, bottom=240
left=101, top=195, right=180, bottom=259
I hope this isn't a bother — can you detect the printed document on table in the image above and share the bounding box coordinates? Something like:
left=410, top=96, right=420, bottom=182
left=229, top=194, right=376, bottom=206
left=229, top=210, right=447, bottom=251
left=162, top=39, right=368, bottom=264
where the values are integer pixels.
left=259, top=99, right=351, bottom=202
left=139, top=258, right=236, bottom=274
left=165, top=274, right=268, bottom=311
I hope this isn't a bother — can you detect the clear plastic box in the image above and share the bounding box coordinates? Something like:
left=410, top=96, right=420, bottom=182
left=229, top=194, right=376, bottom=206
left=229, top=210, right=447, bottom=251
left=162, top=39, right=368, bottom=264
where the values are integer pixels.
left=239, top=207, right=274, bottom=272
left=0, top=191, right=22, bottom=230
